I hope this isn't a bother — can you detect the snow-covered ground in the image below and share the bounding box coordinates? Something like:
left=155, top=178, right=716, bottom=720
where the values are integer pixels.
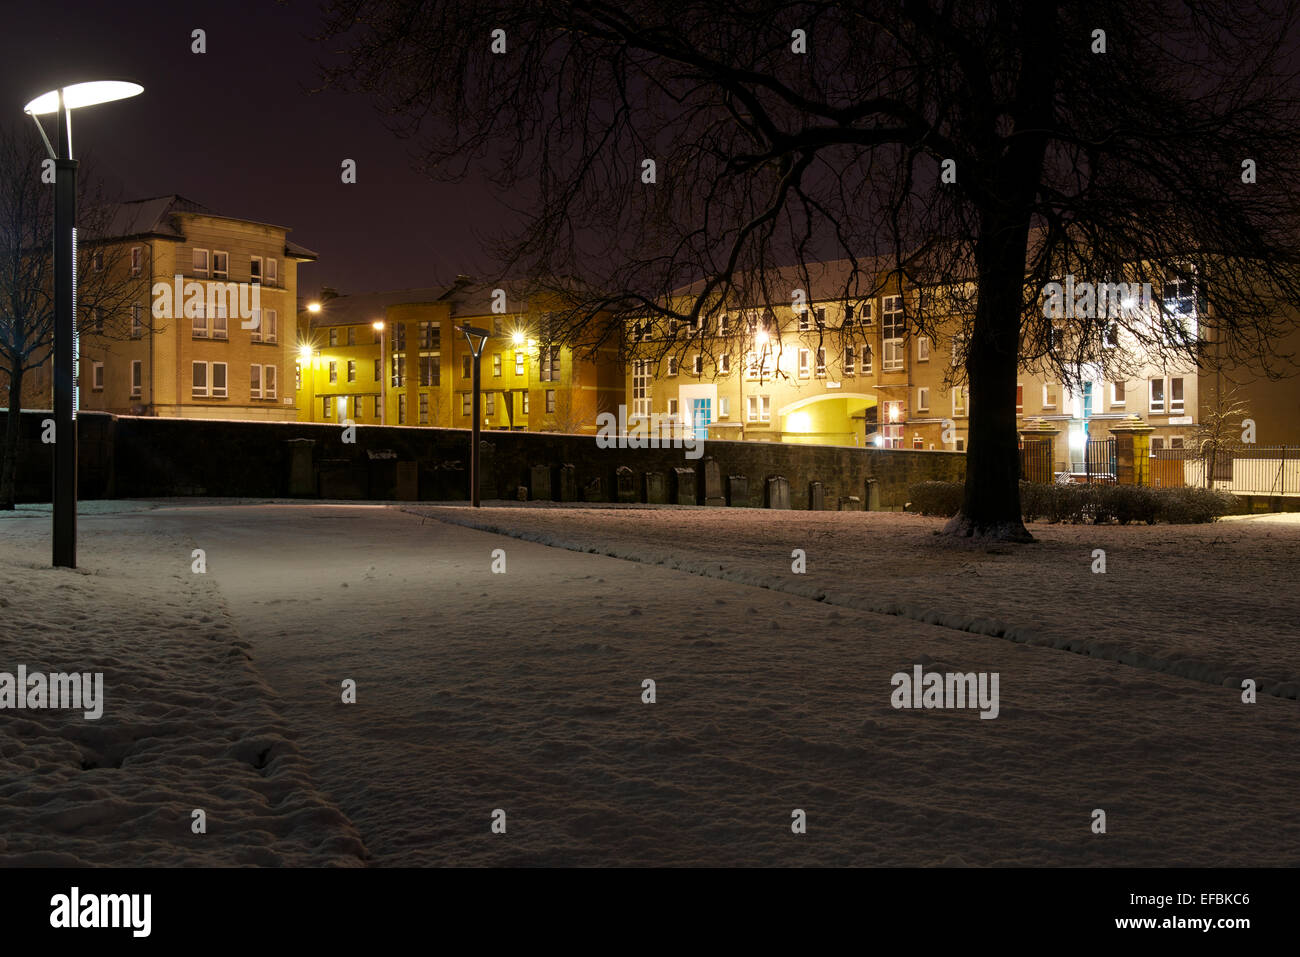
left=2, top=501, right=1298, bottom=865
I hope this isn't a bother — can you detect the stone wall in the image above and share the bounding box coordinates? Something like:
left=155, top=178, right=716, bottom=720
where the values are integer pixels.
left=0, top=411, right=965, bottom=508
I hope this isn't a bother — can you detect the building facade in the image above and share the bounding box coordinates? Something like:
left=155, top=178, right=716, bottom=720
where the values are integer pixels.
left=296, top=281, right=624, bottom=433
left=14, top=195, right=316, bottom=421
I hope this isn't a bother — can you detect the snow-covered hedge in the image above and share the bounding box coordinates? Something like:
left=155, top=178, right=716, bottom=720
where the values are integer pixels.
left=907, top=481, right=1239, bottom=524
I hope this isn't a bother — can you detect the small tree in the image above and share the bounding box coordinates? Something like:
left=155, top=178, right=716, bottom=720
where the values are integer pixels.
left=0, top=123, right=142, bottom=508
left=1193, top=385, right=1252, bottom=488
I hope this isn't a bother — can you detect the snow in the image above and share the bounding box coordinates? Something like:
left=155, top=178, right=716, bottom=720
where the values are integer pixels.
left=2, top=500, right=1298, bottom=865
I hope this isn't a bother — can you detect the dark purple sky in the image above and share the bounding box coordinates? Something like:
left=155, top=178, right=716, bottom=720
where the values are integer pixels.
left=2, top=0, right=507, bottom=298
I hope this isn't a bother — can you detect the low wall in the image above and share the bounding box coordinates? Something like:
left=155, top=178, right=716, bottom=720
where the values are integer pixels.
left=0, top=411, right=965, bottom=509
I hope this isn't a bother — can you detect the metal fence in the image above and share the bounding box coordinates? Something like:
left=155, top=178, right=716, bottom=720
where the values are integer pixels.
left=1020, top=438, right=1053, bottom=484
left=1152, top=446, right=1299, bottom=495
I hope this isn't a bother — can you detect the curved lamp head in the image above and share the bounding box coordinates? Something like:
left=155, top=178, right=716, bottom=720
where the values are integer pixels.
left=24, top=81, right=143, bottom=115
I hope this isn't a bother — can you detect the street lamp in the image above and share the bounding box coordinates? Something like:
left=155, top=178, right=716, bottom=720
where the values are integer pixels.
left=459, top=324, right=492, bottom=507
left=24, top=80, right=143, bottom=569
left=373, top=320, right=386, bottom=425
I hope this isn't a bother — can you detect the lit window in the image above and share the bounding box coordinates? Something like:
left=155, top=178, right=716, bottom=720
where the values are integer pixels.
left=493, top=353, right=502, bottom=377
left=192, top=249, right=208, bottom=275
left=1169, top=377, right=1184, bottom=414
left=917, top=386, right=929, bottom=411
left=815, top=348, right=826, bottom=377
left=917, top=336, right=930, bottom=362
left=347, top=360, right=356, bottom=383
left=130, top=360, right=142, bottom=397
left=545, top=389, right=556, bottom=413
left=212, top=251, right=228, bottom=279
left=1149, top=377, right=1165, bottom=414
left=1112, top=381, right=1126, bottom=406
left=882, top=296, right=904, bottom=371
left=798, top=349, right=810, bottom=377
left=91, top=361, right=104, bottom=391
left=329, top=361, right=337, bottom=384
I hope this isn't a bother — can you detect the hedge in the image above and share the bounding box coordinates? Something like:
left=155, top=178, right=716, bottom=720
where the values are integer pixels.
left=907, top=480, right=1238, bottom=524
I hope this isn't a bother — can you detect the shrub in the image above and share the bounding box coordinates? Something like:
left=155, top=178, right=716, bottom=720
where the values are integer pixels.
left=1155, top=487, right=1239, bottom=524
left=907, top=481, right=964, bottom=516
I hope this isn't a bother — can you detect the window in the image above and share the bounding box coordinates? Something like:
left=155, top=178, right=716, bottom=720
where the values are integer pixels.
left=93, top=308, right=105, bottom=334
left=719, top=396, right=730, bottom=417
left=419, top=354, right=440, bottom=386
left=329, top=361, right=338, bottom=384
left=798, top=349, right=811, bottom=377
left=393, top=322, right=406, bottom=350
left=844, top=347, right=855, bottom=376
left=131, top=305, right=144, bottom=339
left=373, top=326, right=382, bottom=345
left=814, top=306, right=826, bottom=329
left=344, top=327, right=355, bottom=347
left=130, top=360, right=142, bottom=397
left=211, top=363, right=227, bottom=398
left=522, top=391, right=530, bottom=414
left=882, top=295, right=904, bottom=371
left=487, top=392, right=496, bottom=417
left=515, top=352, right=524, bottom=376
left=295, top=362, right=301, bottom=392
left=1162, top=267, right=1197, bottom=333
left=212, top=251, right=228, bottom=279
left=1043, top=382, right=1058, bottom=409
left=917, top=336, right=931, bottom=362
left=545, top=389, right=556, bottom=413
left=397, top=400, right=406, bottom=425
left=799, top=309, right=811, bottom=332
left=1049, top=327, right=1064, bottom=352
left=92, top=250, right=103, bottom=272
left=955, top=438, right=965, bottom=452
left=419, top=321, right=440, bottom=349
left=493, top=353, right=502, bottom=377
left=1150, top=436, right=1166, bottom=454
left=191, top=361, right=225, bottom=398
left=1149, top=377, right=1165, bottom=414
left=250, top=364, right=261, bottom=399
left=745, top=352, right=758, bottom=378
left=667, top=398, right=679, bottom=417
left=844, top=303, right=855, bottom=325
left=667, top=356, right=679, bottom=376
left=391, top=356, right=406, bottom=388
left=859, top=301, right=874, bottom=325
left=419, top=392, right=429, bottom=424
left=191, top=301, right=207, bottom=338
left=192, top=249, right=208, bottom=275
left=462, top=355, right=472, bottom=379
left=1015, top=384, right=1023, bottom=415
left=917, top=386, right=930, bottom=411
left=1103, top=322, right=1119, bottom=349
left=91, top=361, right=104, bottom=391
left=354, top=395, right=363, bottom=418
left=1111, top=380, right=1126, bottom=406
left=815, top=348, right=826, bottom=377
left=461, top=393, right=471, bottom=416
left=263, top=309, right=277, bottom=343
left=746, top=395, right=771, bottom=422
left=632, top=359, right=651, bottom=418
left=692, top=354, right=703, bottom=375
left=541, top=345, right=560, bottom=381
left=951, top=334, right=964, bottom=366
left=322, top=396, right=332, bottom=419
left=130, top=246, right=143, bottom=276
left=250, top=256, right=262, bottom=284
left=720, top=313, right=731, bottom=334
left=374, top=395, right=383, bottom=418
left=1169, top=377, right=1184, bottom=414
left=954, top=387, right=968, bottom=416
left=266, top=258, right=278, bottom=285
left=883, top=401, right=905, bottom=448
left=212, top=302, right=228, bottom=340
left=374, top=358, right=382, bottom=381
left=329, top=329, right=338, bottom=347
left=346, top=360, right=356, bottom=383
left=1170, top=436, right=1184, bottom=450
left=493, top=317, right=504, bottom=337
left=861, top=343, right=872, bottom=374
left=913, top=434, right=924, bottom=450
left=719, top=354, right=731, bottom=374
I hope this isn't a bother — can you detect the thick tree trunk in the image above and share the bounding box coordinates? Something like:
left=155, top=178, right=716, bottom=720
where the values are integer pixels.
left=943, top=227, right=1034, bottom=542
left=0, top=365, right=22, bottom=510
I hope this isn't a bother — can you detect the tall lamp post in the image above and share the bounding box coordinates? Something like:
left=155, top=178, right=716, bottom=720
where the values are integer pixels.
left=24, top=80, right=143, bottom=569
left=373, top=320, right=387, bottom=425
left=459, top=324, right=491, bottom=507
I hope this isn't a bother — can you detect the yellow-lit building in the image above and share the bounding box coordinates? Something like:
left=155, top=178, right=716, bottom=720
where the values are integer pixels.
left=15, top=195, right=316, bottom=420
left=296, top=281, right=624, bottom=432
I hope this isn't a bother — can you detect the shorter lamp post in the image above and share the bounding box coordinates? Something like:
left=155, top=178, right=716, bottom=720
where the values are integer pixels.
left=373, top=320, right=387, bottom=425
left=460, top=324, right=491, bottom=506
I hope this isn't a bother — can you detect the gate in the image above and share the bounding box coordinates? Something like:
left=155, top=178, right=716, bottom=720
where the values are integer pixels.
left=1019, top=438, right=1053, bottom=484
left=1084, top=438, right=1117, bottom=484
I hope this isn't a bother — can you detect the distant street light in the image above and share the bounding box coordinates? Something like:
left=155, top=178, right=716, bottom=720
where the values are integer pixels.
left=373, top=320, right=386, bottom=425
left=459, top=324, right=492, bottom=507
left=24, top=80, right=143, bottom=569
left=306, top=301, right=322, bottom=314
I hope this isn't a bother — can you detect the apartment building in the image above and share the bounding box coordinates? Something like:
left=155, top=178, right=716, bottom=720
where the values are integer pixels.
left=624, top=258, right=1296, bottom=475
left=16, top=195, right=316, bottom=421
left=296, top=280, right=624, bottom=431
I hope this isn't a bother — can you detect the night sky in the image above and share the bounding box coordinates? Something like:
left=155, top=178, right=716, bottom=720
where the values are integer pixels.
left=1, top=0, right=505, bottom=297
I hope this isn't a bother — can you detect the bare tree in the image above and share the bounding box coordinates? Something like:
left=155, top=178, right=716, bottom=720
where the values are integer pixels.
left=319, top=0, right=1300, bottom=540
left=1193, top=384, right=1252, bottom=488
left=0, top=123, right=142, bottom=509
